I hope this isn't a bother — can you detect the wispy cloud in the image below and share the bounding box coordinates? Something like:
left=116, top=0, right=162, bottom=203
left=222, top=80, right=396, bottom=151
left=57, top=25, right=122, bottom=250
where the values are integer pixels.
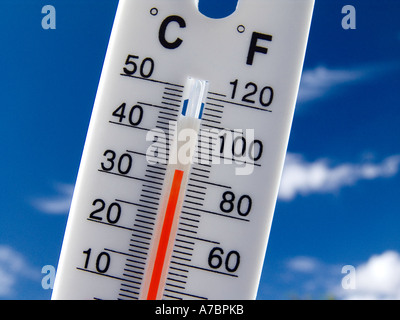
left=297, top=62, right=399, bottom=104
left=0, top=245, right=39, bottom=297
left=31, top=183, right=74, bottom=214
left=278, top=153, right=400, bottom=201
left=298, top=65, right=364, bottom=103
left=282, top=255, right=340, bottom=299
left=286, top=256, right=321, bottom=274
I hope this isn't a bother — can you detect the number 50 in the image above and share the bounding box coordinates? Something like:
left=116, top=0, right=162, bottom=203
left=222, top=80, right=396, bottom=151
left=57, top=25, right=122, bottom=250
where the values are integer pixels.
left=123, top=54, right=155, bottom=78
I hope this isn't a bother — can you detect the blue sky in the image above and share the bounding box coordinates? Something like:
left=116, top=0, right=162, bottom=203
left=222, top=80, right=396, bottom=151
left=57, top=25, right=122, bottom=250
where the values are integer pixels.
left=0, top=0, right=399, bottom=300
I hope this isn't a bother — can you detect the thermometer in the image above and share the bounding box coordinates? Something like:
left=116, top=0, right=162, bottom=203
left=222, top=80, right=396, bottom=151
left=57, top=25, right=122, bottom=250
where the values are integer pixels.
left=52, top=0, right=314, bottom=300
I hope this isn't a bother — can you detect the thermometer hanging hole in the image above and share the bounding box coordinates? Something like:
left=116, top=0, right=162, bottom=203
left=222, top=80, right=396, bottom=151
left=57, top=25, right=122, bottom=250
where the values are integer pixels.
left=197, top=0, right=240, bottom=19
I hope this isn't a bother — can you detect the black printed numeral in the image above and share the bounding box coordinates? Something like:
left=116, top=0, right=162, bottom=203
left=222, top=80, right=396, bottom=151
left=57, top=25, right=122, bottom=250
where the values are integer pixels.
left=89, top=199, right=121, bottom=224
left=230, top=79, right=274, bottom=107
left=220, top=191, right=252, bottom=217
left=82, top=249, right=111, bottom=274
left=101, top=150, right=133, bottom=175
left=112, top=103, right=143, bottom=126
left=208, top=247, right=240, bottom=273
left=123, top=54, right=155, bottom=78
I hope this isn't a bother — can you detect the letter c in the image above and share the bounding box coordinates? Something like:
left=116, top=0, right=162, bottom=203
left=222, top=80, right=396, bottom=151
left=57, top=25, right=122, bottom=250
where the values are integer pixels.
left=159, top=15, right=186, bottom=49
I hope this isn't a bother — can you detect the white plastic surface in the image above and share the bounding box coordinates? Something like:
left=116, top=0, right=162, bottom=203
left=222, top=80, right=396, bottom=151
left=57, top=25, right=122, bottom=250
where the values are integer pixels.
left=52, top=0, right=314, bottom=300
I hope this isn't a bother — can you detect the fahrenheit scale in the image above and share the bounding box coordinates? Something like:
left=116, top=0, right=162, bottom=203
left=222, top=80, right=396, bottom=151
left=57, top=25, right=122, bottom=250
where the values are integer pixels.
left=52, top=0, right=314, bottom=300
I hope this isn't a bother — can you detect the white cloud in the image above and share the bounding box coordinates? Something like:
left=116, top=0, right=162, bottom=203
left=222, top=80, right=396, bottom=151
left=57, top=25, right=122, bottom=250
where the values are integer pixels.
left=297, top=62, right=399, bottom=104
left=338, top=251, right=400, bottom=300
left=31, top=183, right=74, bottom=214
left=0, top=245, right=39, bottom=297
left=297, top=65, right=364, bottom=103
left=278, top=153, right=400, bottom=201
left=282, top=255, right=340, bottom=299
left=286, top=256, right=320, bottom=274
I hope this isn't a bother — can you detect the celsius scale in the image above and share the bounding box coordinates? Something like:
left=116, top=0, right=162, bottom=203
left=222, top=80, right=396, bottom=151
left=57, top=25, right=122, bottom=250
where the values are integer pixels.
left=52, top=0, right=314, bottom=300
